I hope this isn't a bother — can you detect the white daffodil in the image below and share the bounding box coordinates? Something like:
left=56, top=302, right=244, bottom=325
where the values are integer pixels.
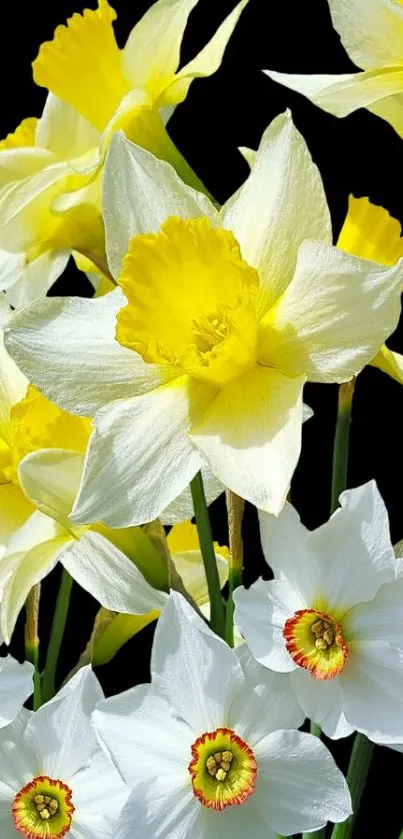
left=234, top=481, right=403, bottom=742
left=0, top=666, right=128, bottom=839
left=0, top=656, right=33, bottom=728
left=6, top=114, right=403, bottom=527
left=93, top=592, right=351, bottom=839
left=0, top=0, right=248, bottom=307
left=265, top=0, right=403, bottom=138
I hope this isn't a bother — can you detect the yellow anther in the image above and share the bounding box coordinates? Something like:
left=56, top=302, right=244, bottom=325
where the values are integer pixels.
left=311, top=620, right=325, bottom=637
left=215, top=768, right=227, bottom=782
left=222, top=751, right=233, bottom=764
left=44, top=796, right=51, bottom=804
left=221, top=761, right=231, bottom=772
left=206, top=756, right=217, bottom=776
left=49, top=799, right=59, bottom=814
left=213, top=752, right=222, bottom=763
left=315, top=638, right=328, bottom=651
left=34, top=795, right=44, bottom=805
left=323, top=628, right=335, bottom=646
left=40, top=808, right=51, bottom=820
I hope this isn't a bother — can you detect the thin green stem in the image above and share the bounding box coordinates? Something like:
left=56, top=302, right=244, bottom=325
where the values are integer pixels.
left=42, top=569, right=73, bottom=703
left=310, top=721, right=322, bottom=737
left=191, top=472, right=225, bottom=639
left=25, top=584, right=42, bottom=710
left=331, top=378, right=356, bottom=513
left=331, top=733, right=374, bottom=839
left=225, top=491, right=245, bottom=647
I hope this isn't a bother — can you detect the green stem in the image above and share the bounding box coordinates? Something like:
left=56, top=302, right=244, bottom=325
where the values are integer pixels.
left=225, top=491, right=245, bottom=646
left=190, top=472, right=225, bottom=639
left=331, top=733, right=374, bottom=839
left=310, top=721, right=322, bottom=737
left=42, top=569, right=73, bottom=703
left=25, top=584, right=42, bottom=711
left=331, top=378, right=356, bottom=513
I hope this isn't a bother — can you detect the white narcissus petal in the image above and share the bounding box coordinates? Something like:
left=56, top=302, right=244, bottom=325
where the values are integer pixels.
left=0, top=148, right=56, bottom=187
left=0, top=161, right=70, bottom=248
left=0, top=250, right=26, bottom=295
left=60, top=530, right=167, bottom=613
left=328, top=0, right=403, bottom=70
left=0, top=657, right=33, bottom=728
left=258, top=503, right=318, bottom=601
left=0, top=485, right=33, bottom=556
left=190, top=366, right=304, bottom=516
left=234, top=578, right=304, bottom=673
left=151, top=592, right=244, bottom=732
left=160, top=465, right=224, bottom=525
left=5, top=250, right=70, bottom=310
left=307, top=481, right=396, bottom=611
left=4, top=289, right=173, bottom=416
left=342, top=642, right=403, bottom=742
left=36, top=93, right=100, bottom=158
left=255, top=730, right=351, bottom=834
left=71, top=376, right=215, bottom=527
left=114, top=781, right=200, bottom=839
left=103, top=134, right=217, bottom=277
left=259, top=239, right=403, bottom=382
left=345, top=578, right=403, bottom=645
left=0, top=319, right=27, bottom=437
left=221, top=111, right=331, bottom=318
left=264, top=68, right=403, bottom=120
left=368, top=92, right=403, bottom=138
left=161, top=0, right=249, bottom=106
left=18, top=449, right=85, bottom=528
left=25, top=666, right=103, bottom=780
left=70, top=751, right=129, bottom=838
left=0, top=710, right=38, bottom=790
left=371, top=344, right=403, bottom=385
left=291, top=669, right=354, bottom=740
left=230, top=644, right=304, bottom=742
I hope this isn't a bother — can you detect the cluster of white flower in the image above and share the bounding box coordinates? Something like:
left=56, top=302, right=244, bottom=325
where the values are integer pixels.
left=1, top=0, right=403, bottom=836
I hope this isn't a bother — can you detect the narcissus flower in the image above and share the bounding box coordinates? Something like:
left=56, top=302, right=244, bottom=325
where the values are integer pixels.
left=0, top=667, right=128, bottom=839
left=0, top=0, right=247, bottom=307
left=264, top=0, right=403, bottom=138
left=234, top=481, right=403, bottom=742
left=7, top=114, right=403, bottom=526
left=93, top=593, right=351, bottom=839
left=0, top=656, right=33, bottom=728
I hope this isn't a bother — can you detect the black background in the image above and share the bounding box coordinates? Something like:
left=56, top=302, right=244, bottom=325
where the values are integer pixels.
left=2, top=0, right=403, bottom=835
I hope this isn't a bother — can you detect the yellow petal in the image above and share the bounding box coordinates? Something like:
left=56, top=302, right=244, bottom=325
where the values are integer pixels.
left=337, top=196, right=403, bottom=265
left=116, top=216, right=259, bottom=387
left=32, top=0, right=130, bottom=131
left=371, top=344, right=403, bottom=385
left=167, top=520, right=200, bottom=553
left=173, top=549, right=228, bottom=606
left=92, top=610, right=160, bottom=665
left=0, top=117, right=38, bottom=150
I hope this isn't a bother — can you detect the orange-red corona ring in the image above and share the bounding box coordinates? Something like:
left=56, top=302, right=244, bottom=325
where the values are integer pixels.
left=283, top=608, right=348, bottom=680
left=12, top=776, right=74, bottom=838
left=189, top=727, right=257, bottom=811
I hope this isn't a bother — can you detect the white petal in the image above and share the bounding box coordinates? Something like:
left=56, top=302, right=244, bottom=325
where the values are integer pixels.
left=346, top=578, right=403, bottom=645
left=18, top=449, right=84, bottom=528
left=0, top=249, right=26, bottom=294
left=115, top=781, right=199, bottom=839
left=71, top=376, right=214, bottom=527
left=4, top=289, right=171, bottom=416
left=103, top=133, right=217, bottom=277
left=160, top=465, right=223, bottom=525
left=152, top=592, right=244, bottom=732
left=190, top=366, right=305, bottom=516
left=172, top=550, right=227, bottom=606
left=0, top=319, right=27, bottom=435
left=5, top=250, right=70, bottom=309
left=258, top=502, right=318, bottom=601
left=230, top=643, right=304, bottom=743
left=221, top=112, right=331, bottom=318
left=70, top=751, right=128, bottom=837
left=307, top=481, right=396, bottom=612
left=260, top=239, right=403, bottom=382
left=0, top=657, right=33, bottom=728
left=234, top=578, right=303, bottom=672
left=0, top=483, right=33, bottom=554
left=255, top=729, right=351, bottom=834
left=264, top=67, right=403, bottom=118
left=36, top=93, right=100, bottom=158
left=291, top=669, right=354, bottom=740
left=342, top=641, right=403, bottom=742
left=25, top=666, right=103, bottom=779
left=60, top=530, right=167, bottom=613
left=328, top=0, right=403, bottom=70
left=0, top=710, right=38, bottom=790
left=94, top=684, right=191, bottom=786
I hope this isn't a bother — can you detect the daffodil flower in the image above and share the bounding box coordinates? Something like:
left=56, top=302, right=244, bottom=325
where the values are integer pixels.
left=0, top=0, right=248, bottom=307
left=264, top=0, right=403, bottom=138
left=93, top=592, right=351, bottom=839
left=0, top=667, right=128, bottom=839
left=234, top=481, right=403, bottom=742
left=0, top=656, right=33, bottom=728
left=7, top=113, right=403, bottom=526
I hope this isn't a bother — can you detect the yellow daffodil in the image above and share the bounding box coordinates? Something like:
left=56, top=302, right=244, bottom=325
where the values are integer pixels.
left=0, top=0, right=248, bottom=308
left=7, top=113, right=403, bottom=527
left=264, top=0, right=403, bottom=138
left=337, top=195, right=403, bottom=385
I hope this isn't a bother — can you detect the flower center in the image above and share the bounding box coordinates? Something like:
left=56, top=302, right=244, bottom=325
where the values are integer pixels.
left=116, top=216, right=259, bottom=388
left=283, top=608, right=348, bottom=680
left=189, top=727, right=257, bottom=811
left=12, top=776, right=74, bottom=838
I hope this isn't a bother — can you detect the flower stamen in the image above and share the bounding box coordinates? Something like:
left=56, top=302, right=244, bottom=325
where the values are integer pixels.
left=189, top=727, right=257, bottom=811
left=284, top=608, right=348, bottom=680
